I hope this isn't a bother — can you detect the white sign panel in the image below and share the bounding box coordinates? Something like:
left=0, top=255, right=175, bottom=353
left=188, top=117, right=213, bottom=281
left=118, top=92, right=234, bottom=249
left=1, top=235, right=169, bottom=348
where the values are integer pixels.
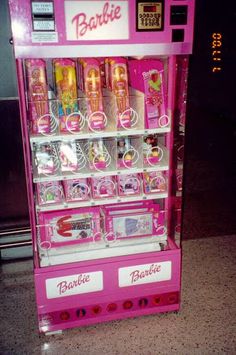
left=32, top=2, right=54, bottom=14
left=64, top=0, right=129, bottom=41
left=119, top=261, right=172, bottom=287
left=32, top=32, right=58, bottom=43
left=46, top=271, right=103, bottom=299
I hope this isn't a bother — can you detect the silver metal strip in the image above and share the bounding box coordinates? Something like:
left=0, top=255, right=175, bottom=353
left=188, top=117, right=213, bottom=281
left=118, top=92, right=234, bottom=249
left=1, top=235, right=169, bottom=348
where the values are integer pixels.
left=14, top=42, right=193, bottom=58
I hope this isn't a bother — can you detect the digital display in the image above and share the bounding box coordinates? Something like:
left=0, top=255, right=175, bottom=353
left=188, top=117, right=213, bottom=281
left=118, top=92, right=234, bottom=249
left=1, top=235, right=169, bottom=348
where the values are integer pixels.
left=143, top=5, right=157, bottom=12
left=211, top=32, right=222, bottom=73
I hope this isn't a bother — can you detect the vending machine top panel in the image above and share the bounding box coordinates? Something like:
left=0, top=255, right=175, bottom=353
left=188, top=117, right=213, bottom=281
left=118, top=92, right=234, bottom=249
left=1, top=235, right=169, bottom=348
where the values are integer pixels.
left=9, top=0, right=195, bottom=58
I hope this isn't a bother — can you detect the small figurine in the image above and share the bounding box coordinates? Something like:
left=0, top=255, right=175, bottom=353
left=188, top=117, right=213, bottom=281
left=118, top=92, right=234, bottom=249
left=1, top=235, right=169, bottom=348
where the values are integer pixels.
left=58, top=142, right=79, bottom=172
left=117, top=137, right=133, bottom=168
left=143, top=134, right=160, bottom=165
left=88, top=139, right=107, bottom=170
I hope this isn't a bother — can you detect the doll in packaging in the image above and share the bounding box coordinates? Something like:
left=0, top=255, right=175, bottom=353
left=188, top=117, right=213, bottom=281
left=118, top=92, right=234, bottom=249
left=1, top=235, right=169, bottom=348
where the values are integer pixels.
left=81, top=58, right=105, bottom=130
left=88, top=139, right=107, bottom=170
left=25, top=59, right=50, bottom=134
left=128, top=59, right=167, bottom=129
left=58, top=141, right=79, bottom=172
left=143, top=134, right=162, bottom=165
left=117, top=137, right=133, bottom=168
left=35, top=143, right=58, bottom=175
left=54, top=59, right=80, bottom=133
left=110, top=57, right=131, bottom=128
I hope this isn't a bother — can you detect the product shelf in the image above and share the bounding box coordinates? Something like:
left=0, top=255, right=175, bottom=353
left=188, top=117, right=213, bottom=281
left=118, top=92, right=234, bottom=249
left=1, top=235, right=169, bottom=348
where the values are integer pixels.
left=39, top=233, right=168, bottom=267
left=30, top=126, right=171, bottom=145
left=36, top=191, right=168, bottom=212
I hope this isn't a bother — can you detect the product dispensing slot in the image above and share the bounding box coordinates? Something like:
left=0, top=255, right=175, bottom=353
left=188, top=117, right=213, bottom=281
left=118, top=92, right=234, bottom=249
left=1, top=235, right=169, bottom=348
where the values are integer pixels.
left=31, top=0, right=55, bottom=31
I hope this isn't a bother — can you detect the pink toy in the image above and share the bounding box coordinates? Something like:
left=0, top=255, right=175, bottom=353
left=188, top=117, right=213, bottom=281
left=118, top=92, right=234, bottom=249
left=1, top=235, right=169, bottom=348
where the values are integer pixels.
left=39, top=207, right=101, bottom=248
left=88, top=139, right=108, bottom=170
left=63, top=178, right=90, bottom=202
left=35, top=143, right=58, bottom=175
left=54, top=59, right=80, bottom=133
left=129, top=59, right=168, bottom=129
left=110, top=57, right=131, bottom=128
left=103, top=204, right=160, bottom=241
left=117, top=173, right=141, bottom=196
left=117, top=137, right=133, bottom=168
left=25, top=59, right=50, bottom=134
left=143, top=134, right=163, bottom=166
left=58, top=141, right=79, bottom=172
left=81, top=58, right=106, bottom=131
left=143, top=172, right=167, bottom=194
left=91, top=176, right=116, bottom=199
left=37, top=181, right=64, bottom=205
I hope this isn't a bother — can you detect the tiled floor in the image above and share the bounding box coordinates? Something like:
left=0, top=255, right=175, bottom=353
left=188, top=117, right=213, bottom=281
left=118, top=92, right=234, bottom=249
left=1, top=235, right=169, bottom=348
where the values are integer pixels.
left=1, top=235, right=236, bottom=355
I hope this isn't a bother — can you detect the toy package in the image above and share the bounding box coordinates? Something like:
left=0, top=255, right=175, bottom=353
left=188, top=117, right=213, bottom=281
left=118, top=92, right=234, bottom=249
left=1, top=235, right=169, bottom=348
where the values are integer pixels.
left=143, top=134, right=162, bottom=165
left=117, top=137, right=133, bottom=168
left=58, top=141, right=79, bottom=172
left=110, top=57, right=131, bottom=128
left=128, top=59, right=167, bottom=129
left=54, top=59, right=80, bottom=133
left=88, top=139, right=108, bottom=170
left=103, top=204, right=160, bottom=241
left=80, top=58, right=105, bottom=131
left=25, top=59, right=50, bottom=134
left=91, top=176, right=116, bottom=199
left=63, top=178, right=90, bottom=202
left=35, top=143, right=58, bottom=175
left=37, top=181, right=64, bottom=205
left=38, top=207, right=101, bottom=248
left=143, top=172, right=167, bottom=194
left=117, top=173, right=141, bottom=196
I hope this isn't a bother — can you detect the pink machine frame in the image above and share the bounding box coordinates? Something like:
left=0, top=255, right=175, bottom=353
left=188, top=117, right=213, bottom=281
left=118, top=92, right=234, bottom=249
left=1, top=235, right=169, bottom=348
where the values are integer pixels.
left=9, top=0, right=195, bottom=333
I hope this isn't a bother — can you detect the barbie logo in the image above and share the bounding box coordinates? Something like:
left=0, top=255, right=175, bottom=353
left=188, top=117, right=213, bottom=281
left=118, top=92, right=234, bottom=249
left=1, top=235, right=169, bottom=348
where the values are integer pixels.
left=130, top=264, right=161, bottom=283
left=119, top=261, right=171, bottom=287
left=71, top=2, right=121, bottom=38
left=46, top=271, right=103, bottom=298
left=57, top=274, right=90, bottom=295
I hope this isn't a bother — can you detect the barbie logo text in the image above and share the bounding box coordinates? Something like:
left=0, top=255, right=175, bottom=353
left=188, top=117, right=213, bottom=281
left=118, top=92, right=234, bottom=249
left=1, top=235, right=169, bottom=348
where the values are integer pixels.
left=130, top=264, right=161, bottom=283
left=71, top=2, right=121, bottom=38
left=57, top=274, right=90, bottom=295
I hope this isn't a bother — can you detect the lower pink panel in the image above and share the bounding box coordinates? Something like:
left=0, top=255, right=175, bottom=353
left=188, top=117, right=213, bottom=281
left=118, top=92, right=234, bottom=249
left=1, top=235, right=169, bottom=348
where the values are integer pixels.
left=38, top=291, right=180, bottom=333
left=35, top=248, right=181, bottom=332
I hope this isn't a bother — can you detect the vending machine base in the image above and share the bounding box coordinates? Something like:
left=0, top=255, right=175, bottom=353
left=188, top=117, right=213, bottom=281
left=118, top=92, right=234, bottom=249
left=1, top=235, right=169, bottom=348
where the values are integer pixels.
left=35, top=241, right=180, bottom=333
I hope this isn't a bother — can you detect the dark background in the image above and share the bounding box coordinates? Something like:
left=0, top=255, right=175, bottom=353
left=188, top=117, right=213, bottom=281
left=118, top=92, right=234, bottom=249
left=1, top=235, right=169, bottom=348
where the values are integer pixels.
left=0, top=0, right=236, bottom=238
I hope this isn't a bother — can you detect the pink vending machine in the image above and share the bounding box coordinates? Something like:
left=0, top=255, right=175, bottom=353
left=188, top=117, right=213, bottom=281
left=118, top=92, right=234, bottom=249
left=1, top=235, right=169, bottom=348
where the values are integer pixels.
left=9, top=0, right=195, bottom=333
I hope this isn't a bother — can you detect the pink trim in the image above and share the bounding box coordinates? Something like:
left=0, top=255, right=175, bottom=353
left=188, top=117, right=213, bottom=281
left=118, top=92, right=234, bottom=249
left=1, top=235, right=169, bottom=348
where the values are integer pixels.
left=16, top=60, right=39, bottom=265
